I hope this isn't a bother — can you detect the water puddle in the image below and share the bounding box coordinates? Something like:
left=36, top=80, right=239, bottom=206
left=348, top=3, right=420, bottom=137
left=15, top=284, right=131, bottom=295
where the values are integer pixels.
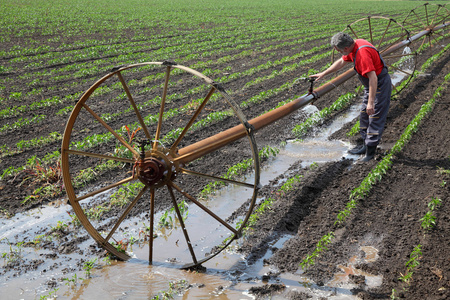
left=327, top=245, right=383, bottom=289
left=0, top=103, right=362, bottom=299
left=3, top=81, right=417, bottom=298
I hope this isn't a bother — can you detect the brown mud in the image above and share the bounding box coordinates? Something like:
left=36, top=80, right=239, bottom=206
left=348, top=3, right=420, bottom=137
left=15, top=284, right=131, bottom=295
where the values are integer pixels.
left=1, top=31, right=449, bottom=299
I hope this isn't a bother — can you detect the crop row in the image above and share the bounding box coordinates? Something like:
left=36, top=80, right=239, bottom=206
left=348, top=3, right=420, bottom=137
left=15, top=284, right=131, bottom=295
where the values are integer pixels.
left=1, top=31, right=414, bottom=202
left=392, top=185, right=446, bottom=297
left=1, top=30, right=332, bottom=111
left=300, top=67, right=450, bottom=270
left=1, top=41, right=333, bottom=175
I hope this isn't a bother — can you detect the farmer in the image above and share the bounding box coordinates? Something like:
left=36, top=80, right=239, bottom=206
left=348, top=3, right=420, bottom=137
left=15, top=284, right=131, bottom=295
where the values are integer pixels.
left=310, top=32, right=391, bottom=162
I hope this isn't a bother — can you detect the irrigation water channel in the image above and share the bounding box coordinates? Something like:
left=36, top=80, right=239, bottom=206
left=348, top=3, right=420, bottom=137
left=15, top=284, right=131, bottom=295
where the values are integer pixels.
left=0, top=71, right=408, bottom=299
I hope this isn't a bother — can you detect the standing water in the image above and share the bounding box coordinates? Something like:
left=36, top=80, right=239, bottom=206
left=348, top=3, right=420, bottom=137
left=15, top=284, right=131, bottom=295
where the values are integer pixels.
left=1, top=59, right=413, bottom=298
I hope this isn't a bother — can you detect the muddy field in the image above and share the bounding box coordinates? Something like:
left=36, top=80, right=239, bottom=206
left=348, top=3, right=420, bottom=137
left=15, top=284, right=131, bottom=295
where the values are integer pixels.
left=1, top=4, right=450, bottom=298
left=242, top=54, right=450, bottom=299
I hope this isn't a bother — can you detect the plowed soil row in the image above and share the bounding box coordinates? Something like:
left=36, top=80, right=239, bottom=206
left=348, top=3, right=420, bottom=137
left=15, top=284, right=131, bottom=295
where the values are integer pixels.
left=1, top=28, right=449, bottom=299
left=241, top=52, right=450, bottom=299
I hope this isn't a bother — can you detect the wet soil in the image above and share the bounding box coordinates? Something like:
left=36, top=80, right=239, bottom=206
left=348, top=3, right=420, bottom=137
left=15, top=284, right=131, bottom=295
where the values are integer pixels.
left=1, top=30, right=449, bottom=299
left=242, top=54, right=450, bottom=299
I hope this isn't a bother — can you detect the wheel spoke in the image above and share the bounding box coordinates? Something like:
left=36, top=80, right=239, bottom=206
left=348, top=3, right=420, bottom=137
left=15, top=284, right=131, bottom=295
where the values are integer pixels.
left=105, top=186, right=148, bottom=242
left=153, top=65, right=171, bottom=150
left=169, top=182, right=239, bottom=235
left=391, top=83, right=399, bottom=94
left=429, top=5, right=443, bottom=27
left=82, top=102, right=138, bottom=157
left=181, top=168, right=255, bottom=189
left=166, top=184, right=198, bottom=265
left=347, top=24, right=359, bottom=39
left=434, top=11, right=449, bottom=26
left=432, top=30, right=446, bottom=40
left=65, top=149, right=134, bottom=164
left=73, top=176, right=136, bottom=203
left=170, top=87, right=216, bottom=152
left=386, top=63, right=414, bottom=77
left=402, top=20, right=425, bottom=32
left=412, top=10, right=427, bottom=29
left=418, top=34, right=428, bottom=51
left=117, top=72, right=152, bottom=140
left=376, top=19, right=392, bottom=49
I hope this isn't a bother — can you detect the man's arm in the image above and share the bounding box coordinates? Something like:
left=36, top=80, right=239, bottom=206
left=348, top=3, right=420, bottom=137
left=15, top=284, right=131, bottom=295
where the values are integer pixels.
left=366, top=71, right=377, bottom=116
left=310, top=57, right=350, bottom=81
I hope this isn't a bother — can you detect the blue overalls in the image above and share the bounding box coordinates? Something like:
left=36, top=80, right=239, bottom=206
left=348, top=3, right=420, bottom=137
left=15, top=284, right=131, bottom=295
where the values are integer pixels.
left=354, top=45, right=392, bottom=147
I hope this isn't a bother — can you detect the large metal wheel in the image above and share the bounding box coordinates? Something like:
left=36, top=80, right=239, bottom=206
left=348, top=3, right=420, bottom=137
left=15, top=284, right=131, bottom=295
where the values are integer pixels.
left=61, top=62, right=260, bottom=268
left=331, top=16, right=418, bottom=96
left=402, top=2, right=449, bottom=53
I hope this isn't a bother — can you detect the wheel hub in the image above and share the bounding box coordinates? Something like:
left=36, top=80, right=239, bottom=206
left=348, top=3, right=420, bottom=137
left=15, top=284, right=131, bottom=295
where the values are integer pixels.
left=137, top=157, right=166, bottom=186
left=135, top=148, right=178, bottom=188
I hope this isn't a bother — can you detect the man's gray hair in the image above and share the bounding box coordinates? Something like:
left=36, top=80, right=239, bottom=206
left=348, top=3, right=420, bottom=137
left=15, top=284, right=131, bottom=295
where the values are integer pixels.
left=330, top=32, right=354, bottom=49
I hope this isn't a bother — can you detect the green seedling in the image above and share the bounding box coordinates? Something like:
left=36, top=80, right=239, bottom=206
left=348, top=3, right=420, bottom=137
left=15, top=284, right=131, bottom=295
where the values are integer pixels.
left=83, top=258, right=98, bottom=278
left=399, top=244, right=422, bottom=284
left=39, top=288, right=59, bottom=300
left=63, top=273, right=81, bottom=287
left=67, top=211, right=82, bottom=228
left=346, top=120, right=360, bottom=137
left=1, top=239, right=24, bottom=264
left=51, top=220, right=68, bottom=232
left=158, top=200, right=189, bottom=229
left=300, top=231, right=335, bottom=270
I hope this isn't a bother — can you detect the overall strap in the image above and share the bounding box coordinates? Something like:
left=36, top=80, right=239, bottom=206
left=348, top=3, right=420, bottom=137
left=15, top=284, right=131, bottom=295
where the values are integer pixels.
left=353, top=45, right=386, bottom=74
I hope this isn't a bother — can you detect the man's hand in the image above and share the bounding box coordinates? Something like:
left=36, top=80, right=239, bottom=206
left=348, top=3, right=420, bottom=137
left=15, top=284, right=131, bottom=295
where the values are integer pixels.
left=309, top=72, right=325, bottom=81
left=366, top=101, right=375, bottom=115
left=309, top=58, right=349, bottom=82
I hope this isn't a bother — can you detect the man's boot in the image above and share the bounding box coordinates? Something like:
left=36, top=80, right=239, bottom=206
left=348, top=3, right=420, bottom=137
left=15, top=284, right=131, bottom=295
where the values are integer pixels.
left=348, top=144, right=366, bottom=155
left=362, top=145, right=377, bottom=162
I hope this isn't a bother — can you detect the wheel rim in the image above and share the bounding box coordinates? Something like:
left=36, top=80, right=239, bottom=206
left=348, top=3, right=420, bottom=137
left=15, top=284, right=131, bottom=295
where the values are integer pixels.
left=331, top=16, right=418, bottom=97
left=402, top=3, right=450, bottom=55
left=61, top=62, right=260, bottom=268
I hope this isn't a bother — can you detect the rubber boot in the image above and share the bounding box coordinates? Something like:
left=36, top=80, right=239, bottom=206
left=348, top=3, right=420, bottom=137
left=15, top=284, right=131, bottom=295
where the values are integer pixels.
left=348, top=144, right=366, bottom=155
left=362, top=145, right=377, bottom=162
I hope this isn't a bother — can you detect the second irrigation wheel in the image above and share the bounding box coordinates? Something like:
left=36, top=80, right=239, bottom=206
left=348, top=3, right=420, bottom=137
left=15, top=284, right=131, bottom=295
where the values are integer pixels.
left=61, top=62, right=260, bottom=268
left=402, top=3, right=450, bottom=55
left=331, top=16, right=418, bottom=96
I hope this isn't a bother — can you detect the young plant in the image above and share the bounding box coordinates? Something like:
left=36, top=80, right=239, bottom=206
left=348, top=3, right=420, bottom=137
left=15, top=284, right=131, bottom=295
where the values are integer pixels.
left=67, top=211, right=82, bottom=228
left=39, top=288, right=59, bottom=300
left=62, top=273, right=81, bottom=287
left=158, top=200, right=189, bottom=229
left=420, top=197, right=442, bottom=230
left=399, top=244, right=422, bottom=284
left=1, top=239, right=24, bottom=264
left=346, top=120, right=360, bottom=137
left=420, top=211, right=436, bottom=230
left=83, top=257, right=98, bottom=278
left=300, top=231, right=335, bottom=270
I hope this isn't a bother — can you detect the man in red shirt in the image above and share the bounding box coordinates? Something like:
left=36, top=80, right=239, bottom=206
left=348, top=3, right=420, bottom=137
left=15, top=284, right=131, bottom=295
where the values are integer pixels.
left=311, top=32, right=392, bottom=162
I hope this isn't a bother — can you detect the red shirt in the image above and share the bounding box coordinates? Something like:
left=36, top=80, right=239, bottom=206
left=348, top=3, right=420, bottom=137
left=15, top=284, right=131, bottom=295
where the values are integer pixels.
left=342, top=39, right=384, bottom=77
